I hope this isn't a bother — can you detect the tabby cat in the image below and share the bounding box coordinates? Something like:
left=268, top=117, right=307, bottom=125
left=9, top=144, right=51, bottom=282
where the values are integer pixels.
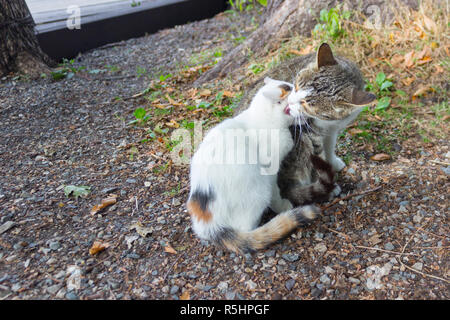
left=238, top=43, right=376, bottom=206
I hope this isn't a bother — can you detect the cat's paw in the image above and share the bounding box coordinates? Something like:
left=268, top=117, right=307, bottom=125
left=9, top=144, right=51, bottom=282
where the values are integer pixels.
left=331, top=157, right=346, bottom=172
left=328, top=184, right=341, bottom=201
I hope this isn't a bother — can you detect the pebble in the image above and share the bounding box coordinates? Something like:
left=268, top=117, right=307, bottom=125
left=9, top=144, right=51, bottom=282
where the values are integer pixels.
left=314, top=243, right=327, bottom=253
left=170, top=285, right=179, bottom=295
left=46, top=284, right=62, bottom=295
left=49, top=241, right=60, bottom=250
left=126, top=178, right=137, bottom=184
left=282, top=253, right=299, bottom=262
left=348, top=277, right=361, bottom=284
left=412, top=262, right=423, bottom=271
left=384, top=242, right=395, bottom=251
left=319, top=274, right=331, bottom=285
left=264, top=250, right=275, bottom=257
left=311, top=288, right=322, bottom=298
left=126, top=253, right=141, bottom=259
left=217, top=281, right=228, bottom=292
left=225, top=290, right=236, bottom=300
left=285, top=278, right=295, bottom=291
left=65, top=291, right=79, bottom=300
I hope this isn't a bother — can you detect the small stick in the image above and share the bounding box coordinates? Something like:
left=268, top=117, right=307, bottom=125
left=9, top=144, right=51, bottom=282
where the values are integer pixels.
left=401, top=263, right=450, bottom=284
left=430, top=160, right=450, bottom=166
left=321, top=186, right=382, bottom=211
left=355, top=245, right=419, bottom=256
left=163, top=253, right=185, bottom=282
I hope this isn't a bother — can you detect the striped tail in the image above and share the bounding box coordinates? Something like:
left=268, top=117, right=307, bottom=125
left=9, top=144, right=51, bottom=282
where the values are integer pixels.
left=214, top=205, right=320, bottom=254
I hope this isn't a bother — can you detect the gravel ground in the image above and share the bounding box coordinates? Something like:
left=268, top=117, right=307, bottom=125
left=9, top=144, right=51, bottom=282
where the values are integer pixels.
left=0, top=10, right=449, bottom=300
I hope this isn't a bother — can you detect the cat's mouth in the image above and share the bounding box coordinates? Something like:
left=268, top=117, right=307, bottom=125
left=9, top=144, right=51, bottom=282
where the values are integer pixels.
left=284, top=105, right=291, bottom=115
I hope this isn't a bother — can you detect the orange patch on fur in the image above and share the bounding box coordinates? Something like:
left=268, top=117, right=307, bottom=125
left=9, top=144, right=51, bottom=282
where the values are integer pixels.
left=280, top=88, right=289, bottom=99
left=187, top=200, right=212, bottom=223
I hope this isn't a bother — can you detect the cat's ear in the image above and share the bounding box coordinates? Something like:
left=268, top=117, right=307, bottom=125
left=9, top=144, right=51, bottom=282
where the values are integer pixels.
left=316, top=43, right=338, bottom=69
left=351, top=89, right=377, bottom=106
left=262, top=84, right=291, bottom=101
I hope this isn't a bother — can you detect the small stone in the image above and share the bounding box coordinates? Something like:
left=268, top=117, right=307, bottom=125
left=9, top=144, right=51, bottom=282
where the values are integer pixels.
left=384, top=242, right=395, bottom=251
left=225, top=290, right=236, bottom=300
left=398, top=205, right=408, bottom=213
left=46, top=284, right=62, bottom=295
left=49, top=241, right=60, bottom=250
left=265, top=250, right=275, bottom=257
left=126, top=178, right=137, bottom=184
left=412, top=262, right=423, bottom=271
left=201, top=285, right=215, bottom=292
left=65, top=291, right=79, bottom=300
left=311, top=288, right=322, bottom=298
left=413, top=214, right=423, bottom=224
left=348, top=277, right=360, bottom=284
left=217, top=281, right=228, bottom=292
left=11, top=283, right=21, bottom=292
left=245, top=280, right=257, bottom=290
left=320, top=274, right=331, bottom=285
left=0, top=221, right=15, bottom=235
left=282, top=253, right=299, bottom=262
left=347, top=167, right=355, bottom=175
left=126, top=253, right=141, bottom=259
left=399, top=201, right=409, bottom=207
left=285, top=278, right=295, bottom=291
left=324, top=266, right=335, bottom=274
left=170, top=285, right=179, bottom=295
left=314, top=243, right=327, bottom=253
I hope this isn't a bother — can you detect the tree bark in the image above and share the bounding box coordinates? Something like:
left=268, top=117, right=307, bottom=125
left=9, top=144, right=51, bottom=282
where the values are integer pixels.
left=0, top=0, right=53, bottom=78
left=194, top=0, right=418, bottom=86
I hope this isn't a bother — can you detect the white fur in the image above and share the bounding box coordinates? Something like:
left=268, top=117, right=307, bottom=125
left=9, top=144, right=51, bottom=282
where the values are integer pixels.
left=189, top=79, right=303, bottom=240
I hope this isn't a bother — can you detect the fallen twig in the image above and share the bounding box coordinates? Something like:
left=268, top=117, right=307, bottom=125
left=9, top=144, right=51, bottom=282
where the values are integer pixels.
left=321, top=186, right=382, bottom=211
left=430, top=159, right=450, bottom=166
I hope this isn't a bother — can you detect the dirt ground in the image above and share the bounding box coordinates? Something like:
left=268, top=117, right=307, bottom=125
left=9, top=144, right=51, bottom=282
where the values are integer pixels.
left=0, top=10, right=448, bottom=300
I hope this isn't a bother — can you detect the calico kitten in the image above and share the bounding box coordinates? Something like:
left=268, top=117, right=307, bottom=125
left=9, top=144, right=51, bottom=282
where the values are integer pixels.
left=238, top=43, right=376, bottom=206
left=187, top=78, right=320, bottom=253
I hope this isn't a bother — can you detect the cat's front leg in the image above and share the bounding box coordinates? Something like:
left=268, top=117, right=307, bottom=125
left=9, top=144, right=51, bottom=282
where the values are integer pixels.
left=323, top=131, right=346, bottom=172
left=270, top=183, right=293, bottom=213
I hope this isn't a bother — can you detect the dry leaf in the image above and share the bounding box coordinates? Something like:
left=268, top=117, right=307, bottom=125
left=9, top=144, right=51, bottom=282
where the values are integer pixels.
left=166, top=95, right=183, bottom=107
left=90, top=196, right=117, bottom=215
left=422, top=14, right=437, bottom=34
left=390, top=54, right=404, bottom=67
left=402, top=77, right=415, bottom=86
left=413, top=85, right=433, bottom=98
left=180, top=291, right=190, bottom=300
left=130, top=222, right=153, bottom=237
left=403, top=51, right=415, bottom=68
left=368, top=234, right=382, bottom=245
left=288, top=49, right=303, bottom=56
left=89, top=241, right=109, bottom=255
left=164, top=244, right=177, bottom=254
left=417, top=56, right=432, bottom=65
left=348, top=128, right=364, bottom=136
left=199, top=89, right=212, bottom=97
left=222, top=90, right=235, bottom=98
left=165, top=120, right=180, bottom=128
left=370, top=153, right=391, bottom=161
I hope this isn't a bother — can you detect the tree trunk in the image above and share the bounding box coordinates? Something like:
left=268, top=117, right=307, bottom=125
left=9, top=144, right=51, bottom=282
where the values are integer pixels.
left=0, top=0, right=53, bottom=78
left=194, top=0, right=418, bottom=86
